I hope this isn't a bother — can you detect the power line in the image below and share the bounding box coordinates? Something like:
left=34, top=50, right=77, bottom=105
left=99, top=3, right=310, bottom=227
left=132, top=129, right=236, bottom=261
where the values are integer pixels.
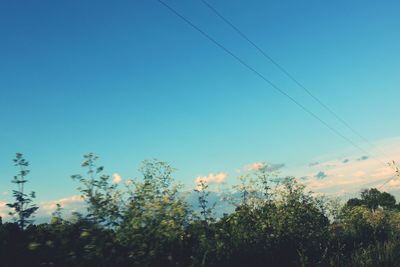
left=379, top=176, right=396, bottom=190
left=199, top=0, right=391, bottom=163
left=378, top=161, right=399, bottom=189
left=201, top=0, right=397, bottom=189
left=155, top=0, right=388, bottom=169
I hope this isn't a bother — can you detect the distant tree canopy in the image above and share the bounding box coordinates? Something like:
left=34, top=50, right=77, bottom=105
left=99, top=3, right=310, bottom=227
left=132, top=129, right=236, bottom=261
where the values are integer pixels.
left=346, top=188, right=397, bottom=211
left=1, top=153, right=400, bottom=267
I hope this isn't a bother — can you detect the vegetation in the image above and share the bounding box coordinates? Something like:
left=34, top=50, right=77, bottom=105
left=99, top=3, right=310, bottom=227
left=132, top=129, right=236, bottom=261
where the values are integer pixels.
left=1, top=153, right=400, bottom=266
left=6, top=153, right=38, bottom=230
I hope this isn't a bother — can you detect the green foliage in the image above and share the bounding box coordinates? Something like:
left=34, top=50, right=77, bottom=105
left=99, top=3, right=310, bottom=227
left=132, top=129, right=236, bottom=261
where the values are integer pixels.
left=6, top=153, right=38, bottom=229
left=345, top=188, right=397, bottom=211
left=71, top=153, right=123, bottom=227
left=194, top=179, right=215, bottom=224
left=117, top=159, right=190, bottom=266
left=3, top=153, right=400, bottom=266
left=349, top=241, right=400, bottom=267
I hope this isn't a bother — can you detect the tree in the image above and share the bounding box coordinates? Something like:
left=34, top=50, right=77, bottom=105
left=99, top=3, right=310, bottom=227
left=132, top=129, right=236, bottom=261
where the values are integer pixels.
left=346, top=198, right=364, bottom=208
left=7, top=153, right=38, bottom=229
left=361, top=188, right=382, bottom=211
left=347, top=188, right=397, bottom=211
left=50, top=203, right=63, bottom=224
left=271, top=177, right=330, bottom=266
left=378, top=192, right=396, bottom=210
left=118, top=159, right=190, bottom=266
left=71, top=153, right=123, bottom=227
left=194, top=179, right=215, bottom=225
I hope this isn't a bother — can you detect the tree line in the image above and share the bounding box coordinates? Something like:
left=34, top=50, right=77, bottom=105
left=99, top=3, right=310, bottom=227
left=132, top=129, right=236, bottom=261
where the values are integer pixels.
left=1, top=153, right=400, bottom=266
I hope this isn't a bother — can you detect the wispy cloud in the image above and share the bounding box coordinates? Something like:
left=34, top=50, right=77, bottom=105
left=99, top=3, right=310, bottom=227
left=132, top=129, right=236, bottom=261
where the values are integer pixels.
left=315, top=171, right=328, bottom=180
left=266, top=163, right=285, bottom=172
left=388, top=178, right=400, bottom=188
left=246, top=162, right=266, bottom=171
left=295, top=136, right=400, bottom=197
left=357, top=155, right=369, bottom=161
left=245, top=162, right=285, bottom=172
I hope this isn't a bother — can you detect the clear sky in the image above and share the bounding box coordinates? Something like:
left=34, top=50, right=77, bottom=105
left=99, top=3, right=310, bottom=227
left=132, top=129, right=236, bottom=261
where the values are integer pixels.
left=1, top=0, right=400, bottom=205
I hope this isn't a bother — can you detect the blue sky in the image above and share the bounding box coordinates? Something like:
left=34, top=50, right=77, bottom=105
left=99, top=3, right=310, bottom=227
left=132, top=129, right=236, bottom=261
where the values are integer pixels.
left=1, top=0, right=400, bottom=205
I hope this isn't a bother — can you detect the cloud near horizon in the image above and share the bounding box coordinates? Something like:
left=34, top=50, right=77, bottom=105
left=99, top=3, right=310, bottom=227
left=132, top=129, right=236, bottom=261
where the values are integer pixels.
left=357, top=155, right=369, bottom=161
left=0, top=201, right=8, bottom=219
left=0, top=195, right=86, bottom=222
left=247, top=162, right=266, bottom=171
left=112, top=173, right=122, bottom=184
left=296, top=136, right=400, bottom=197
left=315, top=171, right=328, bottom=180
left=246, top=162, right=285, bottom=172
left=195, top=172, right=228, bottom=185
left=39, top=195, right=85, bottom=217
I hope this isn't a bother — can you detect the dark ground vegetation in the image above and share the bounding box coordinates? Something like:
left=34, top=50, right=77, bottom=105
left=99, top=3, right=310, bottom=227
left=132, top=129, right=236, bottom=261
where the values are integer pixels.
left=2, top=153, right=400, bottom=267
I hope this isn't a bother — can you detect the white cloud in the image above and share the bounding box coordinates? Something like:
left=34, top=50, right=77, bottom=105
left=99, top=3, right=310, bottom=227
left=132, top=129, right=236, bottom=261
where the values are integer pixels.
left=388, top=177, right=400, bottom=188
left=1, top=195, right=86, bottom=222
left=245, top=162, right=285, bottom=172
left=372, top=167, right=394, bottom=178
left=112, top=173, right=122, bottom=184
left=294, top=136, right=400, bottom=197
left=353, top=170, right=366, bottom=178
left=39, top=195, right=85, bottom=216
left=0, top=201, right=9, bottom=219
left=195, top=172, right=228, bottom=185
left=246, top=162, right=266, bottom=171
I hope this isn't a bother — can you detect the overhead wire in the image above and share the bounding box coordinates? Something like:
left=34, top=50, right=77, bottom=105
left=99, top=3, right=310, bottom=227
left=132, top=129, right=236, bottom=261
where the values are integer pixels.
left=199, top=0, right=397, bottom=189
left=378, top=161, right=400, bottom=189
left=199, top=0, right=392, bottom=162
left=155, top=0, right=391, bottom=174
